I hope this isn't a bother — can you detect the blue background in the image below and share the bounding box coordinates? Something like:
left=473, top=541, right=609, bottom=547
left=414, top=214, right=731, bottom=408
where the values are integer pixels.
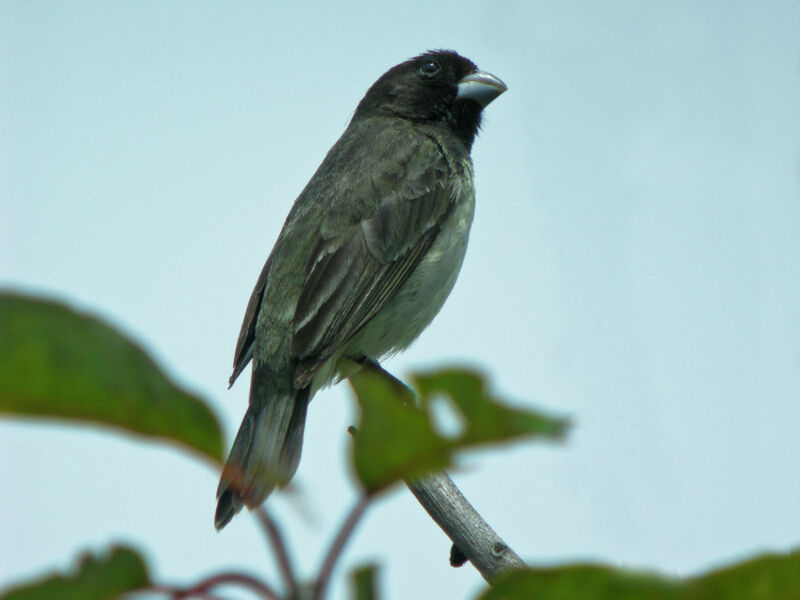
left=2, top=2, right=800, bottom=599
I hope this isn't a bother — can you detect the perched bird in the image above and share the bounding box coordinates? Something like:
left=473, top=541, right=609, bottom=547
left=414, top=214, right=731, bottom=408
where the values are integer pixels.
left=216, top=50, right=506, bottom=530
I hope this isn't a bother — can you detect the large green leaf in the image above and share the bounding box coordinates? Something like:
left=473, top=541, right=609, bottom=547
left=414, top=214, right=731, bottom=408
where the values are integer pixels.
left=691, top=551, right=800, bottom=599
left=350, top=369, right=451, bottom=492
left=478, top=550, right=800, bottom=600
left=350, top=367, right=567, bottom=493
left=0, top=545, right=150, bottom=600
left=479, top=565, right=678, bottom=600
left=412, top=368, right=568, bottom=445
left=0, top=291, right=223, bottom=462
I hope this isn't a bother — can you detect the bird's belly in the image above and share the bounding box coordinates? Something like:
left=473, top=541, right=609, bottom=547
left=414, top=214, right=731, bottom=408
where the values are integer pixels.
left=346, top=193, right=475, bottom=359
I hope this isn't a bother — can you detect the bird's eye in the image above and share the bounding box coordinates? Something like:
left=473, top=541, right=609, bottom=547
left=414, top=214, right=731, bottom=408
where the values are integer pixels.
left=418, top=60, right=441, bottom=77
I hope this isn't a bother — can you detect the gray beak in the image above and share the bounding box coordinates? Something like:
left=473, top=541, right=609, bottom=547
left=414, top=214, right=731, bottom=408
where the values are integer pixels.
left=456, top=69, right=507, bottom=107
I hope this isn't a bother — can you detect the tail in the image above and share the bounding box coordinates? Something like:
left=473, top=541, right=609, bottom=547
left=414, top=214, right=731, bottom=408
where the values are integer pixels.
left=215, top=385, right=310, bottom=530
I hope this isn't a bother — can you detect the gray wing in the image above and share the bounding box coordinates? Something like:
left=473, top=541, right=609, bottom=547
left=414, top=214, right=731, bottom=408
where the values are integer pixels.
left=290, top=153, right=455, bottom=387
left=229, top=125, right=461, bottom=389
left=229, top=254, right=273, bottom=387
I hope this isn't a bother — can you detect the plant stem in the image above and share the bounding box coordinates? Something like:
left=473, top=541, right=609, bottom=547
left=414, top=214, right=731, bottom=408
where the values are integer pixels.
left=255, top=506, right=300, bottom=598
left=313, top=494, right=372, bottom=600
left=135, top=571, right=278, bottom=600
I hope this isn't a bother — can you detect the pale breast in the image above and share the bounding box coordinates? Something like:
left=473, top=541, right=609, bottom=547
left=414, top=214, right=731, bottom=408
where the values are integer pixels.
left=345, top=157, right=476, bottom=360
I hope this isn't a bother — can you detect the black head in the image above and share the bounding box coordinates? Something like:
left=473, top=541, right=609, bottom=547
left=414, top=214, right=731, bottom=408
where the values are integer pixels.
left=353, top=50, right=506, bottom=150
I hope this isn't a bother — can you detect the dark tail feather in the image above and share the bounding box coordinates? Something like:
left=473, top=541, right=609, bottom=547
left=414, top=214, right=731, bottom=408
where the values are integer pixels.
left=215, top=388, right=310, bottom=530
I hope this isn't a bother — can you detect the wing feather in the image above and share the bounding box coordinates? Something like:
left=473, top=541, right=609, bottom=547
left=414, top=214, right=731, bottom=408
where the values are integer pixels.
left=290, top=166, right=453, bottom=386
left=228, top=122, right=462, bottom=391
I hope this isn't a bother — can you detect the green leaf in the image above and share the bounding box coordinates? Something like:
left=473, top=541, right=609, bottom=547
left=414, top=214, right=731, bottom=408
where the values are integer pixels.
left=349, top=367, right=567, bottom=493
left=477, top=550, right=800, bottom=600
left=0, top=291, right=224, bottom=463
left=479, top=565, right=678, bottom=600
left=690, top=551, right=800, bottom=599
left=0, top=544, right=150, bottom=600
left=350, top=369, right=451, bottom=492
left=350, top=563, right=380, bottom=600
left=412, top=368, right=568, bottom=445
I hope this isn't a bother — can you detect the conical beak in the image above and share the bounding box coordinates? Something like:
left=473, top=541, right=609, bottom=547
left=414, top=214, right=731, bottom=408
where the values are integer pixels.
left=456, top=69, right=508, bottom=107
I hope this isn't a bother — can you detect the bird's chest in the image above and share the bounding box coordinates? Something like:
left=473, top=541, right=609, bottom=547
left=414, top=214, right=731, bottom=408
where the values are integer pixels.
left=354, top=160, right=476, bottom=356
left=402, top=188, right=474, bottom=314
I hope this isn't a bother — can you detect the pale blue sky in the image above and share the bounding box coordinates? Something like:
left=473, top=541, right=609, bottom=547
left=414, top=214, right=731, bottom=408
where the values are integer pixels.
left=2, top=2, right=800, bottom=599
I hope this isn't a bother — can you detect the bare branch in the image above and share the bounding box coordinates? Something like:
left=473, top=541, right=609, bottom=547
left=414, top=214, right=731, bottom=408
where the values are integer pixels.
left=351, top=359, right=525, bottom=582
left=406, top=472, right=525, bottom=582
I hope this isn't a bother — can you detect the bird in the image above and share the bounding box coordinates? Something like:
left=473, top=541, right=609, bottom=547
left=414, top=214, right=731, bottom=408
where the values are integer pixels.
left=215, top=50, right=506, bottom=530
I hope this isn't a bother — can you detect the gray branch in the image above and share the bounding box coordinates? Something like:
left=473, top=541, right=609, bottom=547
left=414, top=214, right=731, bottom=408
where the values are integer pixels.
left=351, top=358, right=525, bottom=583
left=406, top=472, right=525, bottom=582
